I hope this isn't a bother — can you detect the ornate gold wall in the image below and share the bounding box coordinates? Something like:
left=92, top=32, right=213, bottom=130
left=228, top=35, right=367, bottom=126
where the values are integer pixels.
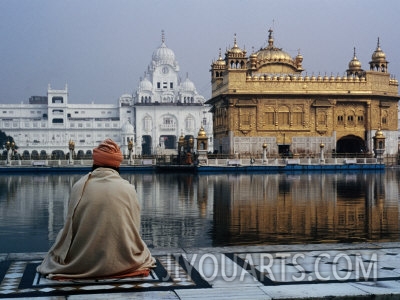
left=207, top=31, right=399, bottom=156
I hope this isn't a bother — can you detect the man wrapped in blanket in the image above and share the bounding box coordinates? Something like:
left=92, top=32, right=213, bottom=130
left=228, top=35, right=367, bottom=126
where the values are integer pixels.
left=37, top=139, right=155, bottom=280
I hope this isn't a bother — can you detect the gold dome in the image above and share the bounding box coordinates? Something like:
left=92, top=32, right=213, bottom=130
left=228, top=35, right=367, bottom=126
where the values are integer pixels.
left=257, top=48, right=292, bottom=62
left=226, top=34, right=246, bottom=57
left=197, top=126, right=207, bottom=138
left=348, top=48, right=362, bottom=70
left=215, top=49, right=226, bottom=66
left=215, top=58, right=226, bottom=66
left=375, top=129, right=385, bottom=138
left=371, top=38, right=387, bottom=62
left=296, top=52, right=303, bottom=62
left=257, top=29, right=293, bottom=63
left=230, top=43, right=243, bottom=54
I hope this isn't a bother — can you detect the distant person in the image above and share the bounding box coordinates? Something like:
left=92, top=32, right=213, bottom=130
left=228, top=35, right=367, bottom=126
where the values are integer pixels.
left=37, top=139, right=155, bottom=280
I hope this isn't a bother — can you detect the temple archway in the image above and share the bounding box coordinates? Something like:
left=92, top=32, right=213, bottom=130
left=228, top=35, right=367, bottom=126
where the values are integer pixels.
left=336, top=135, right=366, bottom=153
left=159, top=135, right=176, bottom=149
left=142, top=135, right=152, bottom=155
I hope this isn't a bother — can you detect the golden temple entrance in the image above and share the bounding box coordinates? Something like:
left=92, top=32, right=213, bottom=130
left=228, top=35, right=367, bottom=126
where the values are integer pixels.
left=336, top=135, right=366, bottom=154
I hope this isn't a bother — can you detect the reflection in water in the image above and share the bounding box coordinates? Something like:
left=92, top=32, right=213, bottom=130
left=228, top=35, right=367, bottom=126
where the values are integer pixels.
left=0, top=170, right=398, bottom=253
left=212, top=171, right=398, bottom=246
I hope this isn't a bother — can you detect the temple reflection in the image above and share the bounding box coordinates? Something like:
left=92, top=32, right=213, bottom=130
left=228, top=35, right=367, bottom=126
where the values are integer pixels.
left=212, top=171, right=398, bottom=246
left=0, top=170, right=398, bottom=253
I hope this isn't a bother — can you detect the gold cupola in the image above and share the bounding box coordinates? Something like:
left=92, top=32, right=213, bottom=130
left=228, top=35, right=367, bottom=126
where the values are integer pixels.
left=254, top=28, right=303, bottom=74
left=225, top=34, right=247, bottom=69
left=211, top=48, right=226, bottom=83
left=369, top=37, right=388, bottom=72
left=215, top=49, right=226, bottom=66
left=196, top=126, right=208, bottom=151
left=347, top=47, right=364, bottom=77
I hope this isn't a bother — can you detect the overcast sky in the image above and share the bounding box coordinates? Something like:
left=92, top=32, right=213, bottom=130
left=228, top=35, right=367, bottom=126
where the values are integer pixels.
left=0, top=0, right=399, bottom=104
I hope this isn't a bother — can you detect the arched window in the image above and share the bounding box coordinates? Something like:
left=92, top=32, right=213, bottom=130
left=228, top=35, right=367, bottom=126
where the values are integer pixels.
left=52, top=96, right=63, bottom=104
left=144, top=116, right=152, bottom=132
left=185, top=116, right=195, bottom=130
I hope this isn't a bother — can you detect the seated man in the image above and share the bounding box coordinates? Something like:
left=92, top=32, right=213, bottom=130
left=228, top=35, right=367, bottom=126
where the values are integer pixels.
left=37, top=139, right=155, bottom=280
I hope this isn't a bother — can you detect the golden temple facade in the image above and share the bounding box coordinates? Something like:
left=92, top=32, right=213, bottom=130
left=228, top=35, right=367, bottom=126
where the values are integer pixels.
left=207, top=30, right=399, bottom=156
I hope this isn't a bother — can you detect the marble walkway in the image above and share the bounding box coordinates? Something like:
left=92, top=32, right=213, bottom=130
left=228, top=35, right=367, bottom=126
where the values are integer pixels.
left=2, top=242, right=400, bottom=299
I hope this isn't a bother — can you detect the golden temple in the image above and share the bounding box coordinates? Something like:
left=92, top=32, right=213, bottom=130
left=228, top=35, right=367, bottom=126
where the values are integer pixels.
left=207, top=29, right=399, bottom=157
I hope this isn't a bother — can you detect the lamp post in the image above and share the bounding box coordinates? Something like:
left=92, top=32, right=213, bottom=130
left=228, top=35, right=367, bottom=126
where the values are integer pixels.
left=320, top=143, right=325, bottom=164
left=373, top=129, right=385, bottom=164
left=189, top=136, right=194, bottom=153
left=5, top=141, right=10, bottom=165
left=178, top=133, right=185, bottom=165
left=128, top=138, right=133, bottom=165
left=196, top=126, right=208, bottom=165
left=262, top=142, right=268, bottom=164
left=5, top=141, right=15, bottom=166
left=68, top=140, right=75, bottom=165
left=185, top=136, right=194, bottom=165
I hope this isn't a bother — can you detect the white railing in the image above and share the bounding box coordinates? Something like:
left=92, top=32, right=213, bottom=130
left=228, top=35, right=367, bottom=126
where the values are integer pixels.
left=160, top=123, right=176, bottom=130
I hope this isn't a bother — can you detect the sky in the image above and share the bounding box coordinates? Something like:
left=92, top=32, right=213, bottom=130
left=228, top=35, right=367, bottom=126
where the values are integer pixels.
left=0, top=0, right=399, bottom=105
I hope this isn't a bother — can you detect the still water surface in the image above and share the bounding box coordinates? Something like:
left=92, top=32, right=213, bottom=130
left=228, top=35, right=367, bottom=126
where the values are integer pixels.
left=0, top=169, right=399, bottom=253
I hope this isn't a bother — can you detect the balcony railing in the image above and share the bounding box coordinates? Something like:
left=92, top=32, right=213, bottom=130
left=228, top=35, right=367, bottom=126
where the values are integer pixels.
left=160, top=123, right=176, bottom=130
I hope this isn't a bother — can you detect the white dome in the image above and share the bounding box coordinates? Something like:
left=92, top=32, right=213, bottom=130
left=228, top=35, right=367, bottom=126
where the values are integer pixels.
left=181, top=77, right=196, bottom=92
left=152, top=42, right=176, bottom=65
left=122, top=121, right=134, bottom=134
left=139, top=77, right=152, bottom=91
left=120, top=93, right=132, bottom=99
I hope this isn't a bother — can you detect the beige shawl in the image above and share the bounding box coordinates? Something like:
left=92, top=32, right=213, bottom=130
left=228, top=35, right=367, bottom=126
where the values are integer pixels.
left=37, top=168, right=155, bottom=279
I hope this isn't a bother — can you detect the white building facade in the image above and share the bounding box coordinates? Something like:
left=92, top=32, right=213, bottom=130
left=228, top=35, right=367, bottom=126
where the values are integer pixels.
left=0, top=84, right=135, bottom=159
left=132, top=33, right=213, bottom=155
left=0, top=34, right=213, bottom=159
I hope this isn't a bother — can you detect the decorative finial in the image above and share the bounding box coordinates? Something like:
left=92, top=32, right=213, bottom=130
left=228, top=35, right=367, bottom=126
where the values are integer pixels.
left=268, top=28, right=274, bottom=47
left=234, top=33, right=237, bottom=46
left=218, top=48, right=222, bottom=58
left=161, top=30, right=165, bottom=43
left=377, top=37, right=380, bottom=48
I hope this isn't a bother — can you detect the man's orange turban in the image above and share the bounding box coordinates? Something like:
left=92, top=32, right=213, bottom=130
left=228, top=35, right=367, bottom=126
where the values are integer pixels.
left=92, top=139, right=123, bottom=168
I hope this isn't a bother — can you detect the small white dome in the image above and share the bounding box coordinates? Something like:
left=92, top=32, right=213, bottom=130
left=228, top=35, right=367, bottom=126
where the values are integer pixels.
left=122, top=121, right=134, bottom=134
left=139, top=77, right=152, bottom=91
left=120, top=93, right=132, bottom=99
left=152, top=42, right=176, bottom=65
left=181, top=77, right=196, bottom=92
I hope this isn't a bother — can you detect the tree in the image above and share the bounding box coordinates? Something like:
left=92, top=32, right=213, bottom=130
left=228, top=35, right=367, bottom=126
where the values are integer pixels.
left=0, top=130, right=15, bottom=150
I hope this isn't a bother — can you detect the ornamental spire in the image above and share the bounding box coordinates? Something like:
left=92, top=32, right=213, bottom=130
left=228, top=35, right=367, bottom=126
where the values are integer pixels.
left=161, top=30, right=165, bottom=44
left=268, top=28, right=274, bottom=47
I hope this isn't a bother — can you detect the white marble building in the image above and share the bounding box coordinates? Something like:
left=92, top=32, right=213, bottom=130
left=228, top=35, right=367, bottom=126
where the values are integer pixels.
left=0, top=84, right=134, bottom=158
left=132, top=32, right=212, bottom=155
left=0, top=33, right=212, bottom=159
